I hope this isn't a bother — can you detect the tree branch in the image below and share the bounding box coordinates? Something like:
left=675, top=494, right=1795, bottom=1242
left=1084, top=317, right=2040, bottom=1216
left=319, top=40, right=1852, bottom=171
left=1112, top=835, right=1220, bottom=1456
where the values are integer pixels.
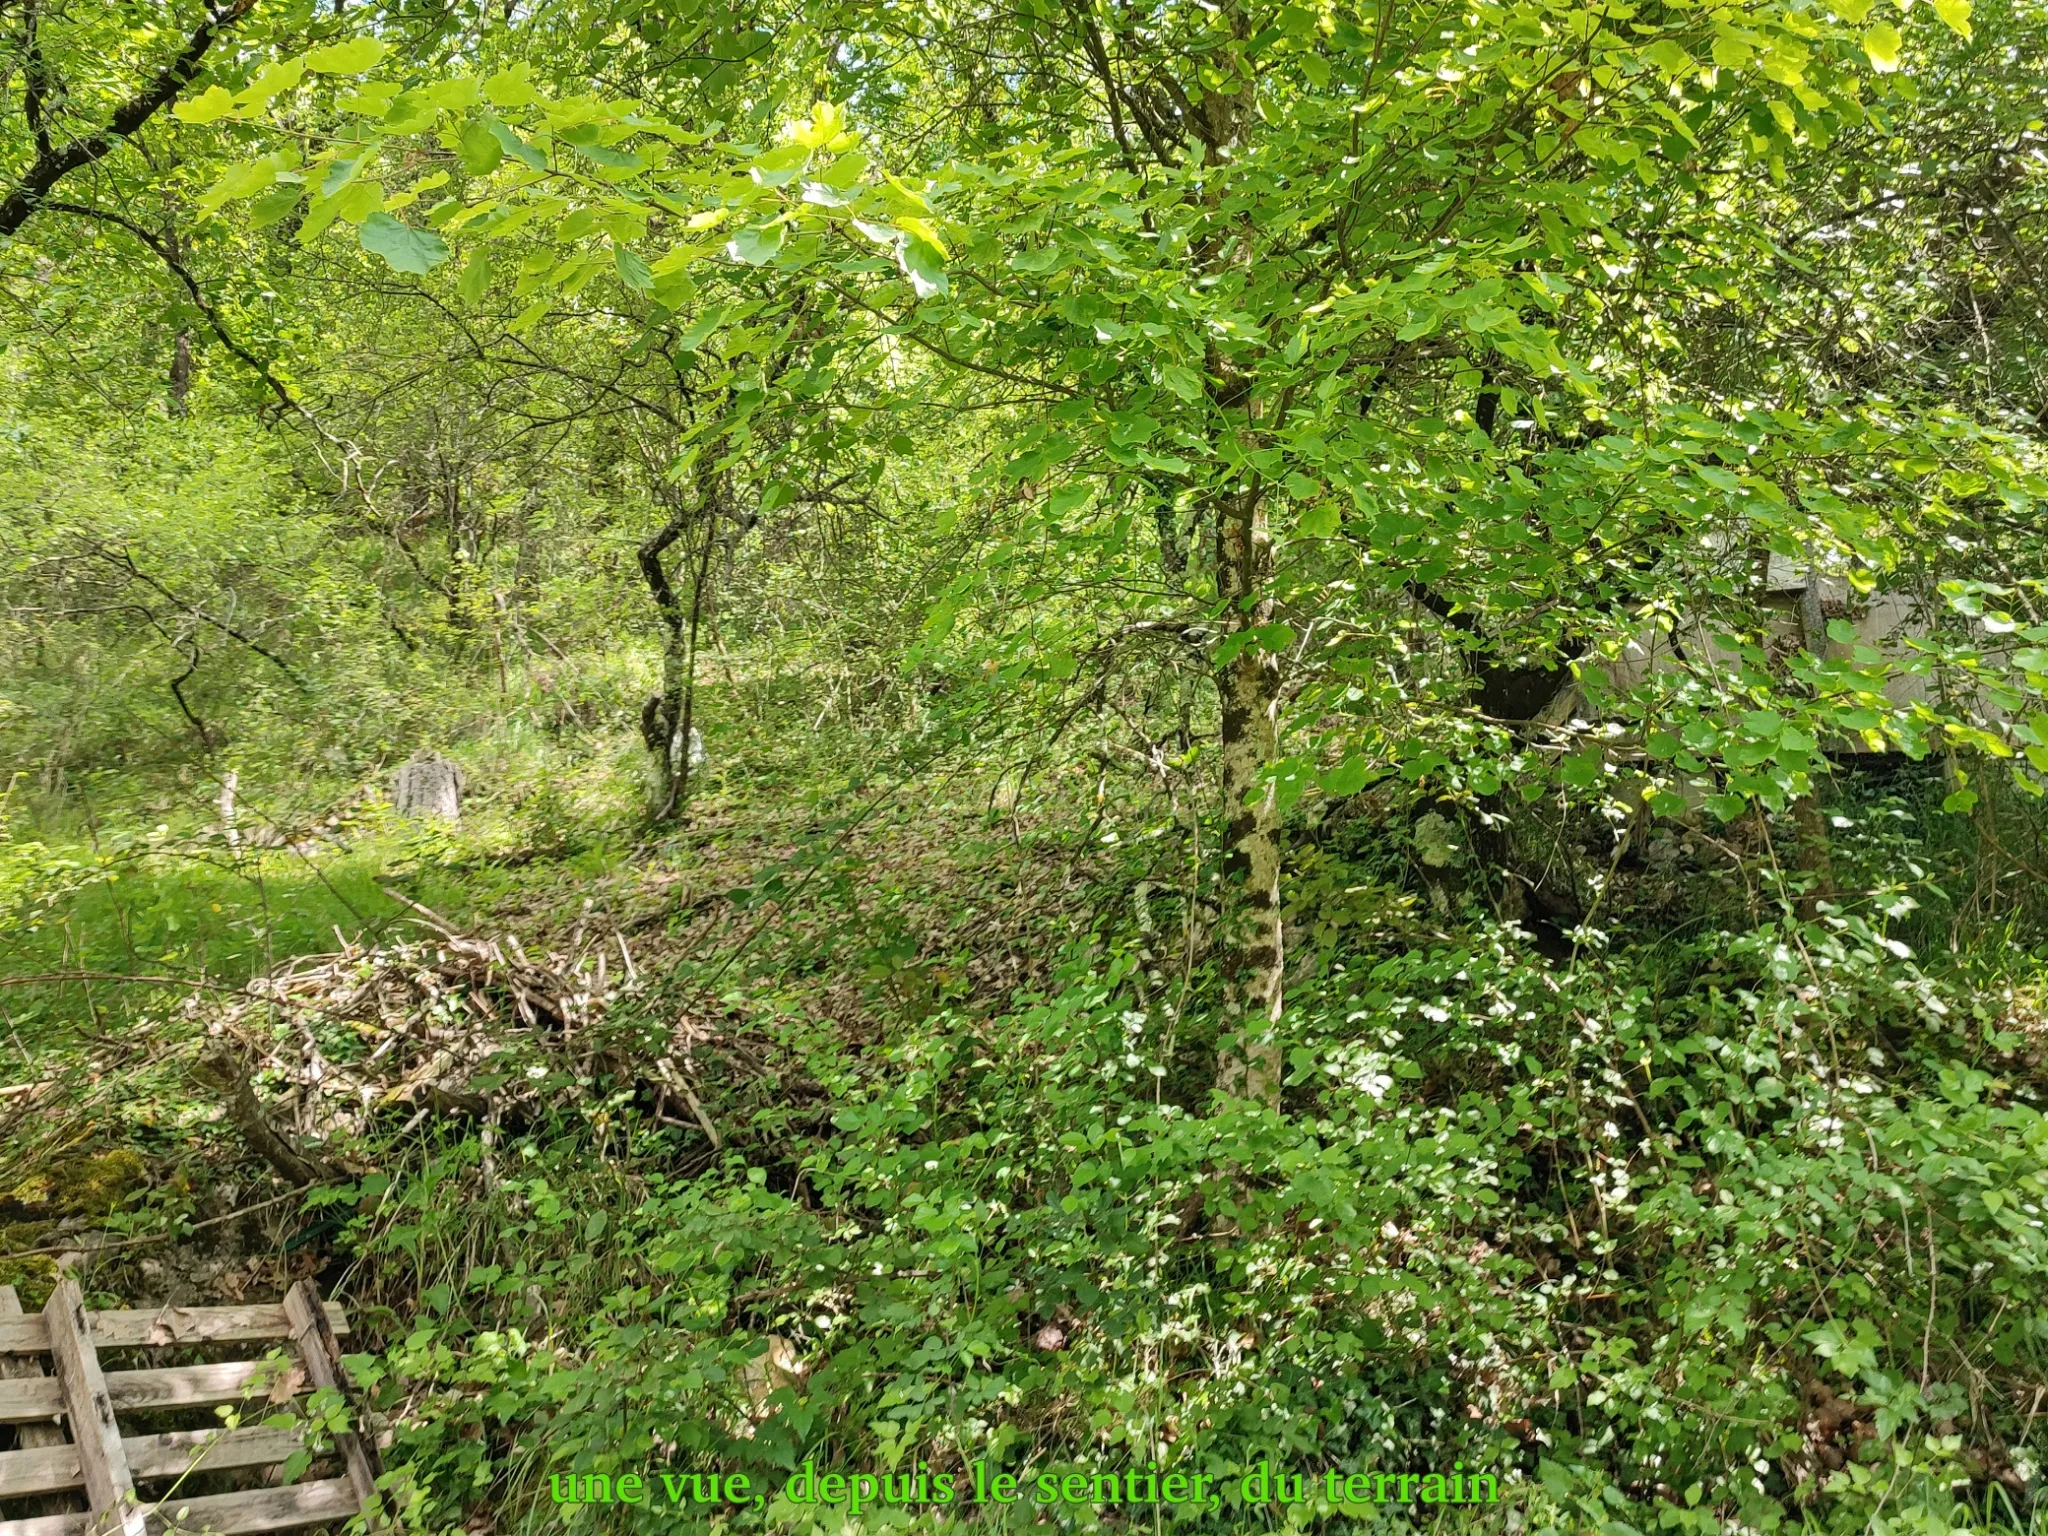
left=42, top=199, right=302, bottom=416
left=0, top=0, right=255, bottom=237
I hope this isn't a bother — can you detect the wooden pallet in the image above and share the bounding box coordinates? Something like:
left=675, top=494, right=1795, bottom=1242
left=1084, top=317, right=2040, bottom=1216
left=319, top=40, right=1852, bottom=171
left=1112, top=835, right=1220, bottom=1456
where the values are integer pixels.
left=0, top=1280, right=380, bottom=1536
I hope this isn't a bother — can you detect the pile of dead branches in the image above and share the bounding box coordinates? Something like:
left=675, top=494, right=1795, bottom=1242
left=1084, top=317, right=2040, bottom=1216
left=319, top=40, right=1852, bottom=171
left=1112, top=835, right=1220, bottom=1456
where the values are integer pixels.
left=192, top=894, right=643, bottom=1171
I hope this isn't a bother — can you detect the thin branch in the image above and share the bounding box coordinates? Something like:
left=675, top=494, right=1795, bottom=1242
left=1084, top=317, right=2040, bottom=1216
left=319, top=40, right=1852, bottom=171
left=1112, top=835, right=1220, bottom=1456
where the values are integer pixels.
left=0, top=0, right=255, bottom=237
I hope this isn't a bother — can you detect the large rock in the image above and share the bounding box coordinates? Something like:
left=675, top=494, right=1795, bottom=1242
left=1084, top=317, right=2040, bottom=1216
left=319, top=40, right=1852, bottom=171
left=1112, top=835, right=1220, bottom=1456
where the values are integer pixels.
left=393, top=754, right=463, bottom=820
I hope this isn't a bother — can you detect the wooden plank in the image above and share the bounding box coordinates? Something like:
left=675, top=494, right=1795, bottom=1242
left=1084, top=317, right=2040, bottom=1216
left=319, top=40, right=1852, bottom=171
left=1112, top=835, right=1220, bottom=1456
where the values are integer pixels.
left=2, top=1361, right=301, bottom=1425
left=149, top=1477, right=359, bottom=1535
left=280, top=1284, right=376, bottom=1519
left=0, top=1477, right=355, bottom=1536
left=126, top=1426, right=306, bottom=1483
left=42, top=1278, right=145, bottom=1536
left=0, top=1287, right=67, bottom=1447
left=0, top=1305, right=348, bottom=1356
left=0, top=1286, right=76, bottom=1522
left=0, top=1427, right=306, bottom=1498
left=0, top=1511, right=83, bottom=1536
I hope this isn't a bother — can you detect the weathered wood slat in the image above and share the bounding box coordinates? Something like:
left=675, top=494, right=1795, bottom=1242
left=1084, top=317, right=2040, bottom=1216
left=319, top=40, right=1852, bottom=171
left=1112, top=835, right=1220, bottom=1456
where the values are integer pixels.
left=1, top=1361, right=299, bottom=1425
left=43, top=1277, right=146, bottom=1536
left=0, top=1287, right=75, bottom=1522
left=0, top=1304, right=348, bottom=1356
left=280, top=1283, right=378, bottom=1519
left=0, top=1476, right=355, bottom=1536
left=0, top=1426, right=306, bottom=1497
left=149, top=1477, right=359, bottom=1535
left=0, top=1287, right=67, bottom=1446
left=126, top=1426, right=307, bottom=1483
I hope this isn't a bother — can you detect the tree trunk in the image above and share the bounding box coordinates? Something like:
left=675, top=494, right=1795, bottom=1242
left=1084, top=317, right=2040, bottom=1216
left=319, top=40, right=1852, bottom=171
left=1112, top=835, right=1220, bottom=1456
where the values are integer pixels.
left=1213, top=481, right=1284, bottom=1105
left=638, top=472, right=719, bottom=823
left=169, top=329, right=192, bottom=415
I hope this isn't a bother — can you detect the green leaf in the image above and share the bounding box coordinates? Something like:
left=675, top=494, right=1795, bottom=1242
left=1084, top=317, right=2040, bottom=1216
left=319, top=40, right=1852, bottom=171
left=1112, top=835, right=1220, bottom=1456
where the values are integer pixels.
left=1705, top=792, right=1749, bottom=822
left=673, top=307, right=726, bottom=351
left=1710, top=32, right=1753, bottom=69
left=197, top=159, right=276, bottom=214
left=899, top=236, right=950, bottom=298
left=1942, top=788, right=1979, bottom=814
left=174, top=85, right=237, bottom=125
left=458, top=120, right=504, bottom=175
left=457, top=250, right=492, bottom=304
left=1317, top=756, right=1369, bottom=798
left=486, top=120, right=548, bottom=171
left=727, top=226, right=785, bottom=266
left=1862, top=22, right=1903, bottom=71
left=1931, top=0, right=1972, bottom=37
left=1830, top=0, right=1873, bottom=19
left=305, top=38, right=387, bottom=74
left=359, top=212, right=450, bottom=275
left=561, top=126, right=646, bottom=169
left=1644, top=39, right=1693, bottom=75
left=1297, top=502, right=1340, bottom=538
left=508, top=297, right=550, bottom=334
left=235, top=59, right=305, bottom=110
left=247, top=182, right=306, bottom=229
left=1284, top=472, right=1321, bottom=499
left=1159, top=364, right=1202, bottom=402
left=614, top=244, right=653, bottom=292
left=484, top=65, right=538, bottom=107
left=1560, top=750, right=1604, bottom=790
left=336, top=180, right=383, bottom=223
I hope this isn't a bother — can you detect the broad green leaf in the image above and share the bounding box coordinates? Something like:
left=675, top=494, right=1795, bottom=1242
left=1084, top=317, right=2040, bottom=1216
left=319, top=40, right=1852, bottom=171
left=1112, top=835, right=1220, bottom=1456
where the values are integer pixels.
left=457, top=250, right=492, bottom=303
left=1644, top=39, right=1693, bottom=74
left=320, top=157, right=364, bottom=197
left=235, top=59, right=304, bottom=110
left=898, top=236, right=949, bottom=298
left=336, top=180, right=383, bottom=223
left=1931, top=0, right=1972, bottom=37
left=1863, top=22, right=1903, bottom=70
left=484, top=65, right=539, bottom=107
left=173, top=86, right=236, bottom=124
left=727, top=226, right=785, bottom=265
left=486, top=120, right=548, bottom=171
left=674, top=307, right=727, bottom=351
left=422, top=78, right=481, bottom=111
left=197, top=159, right=276, bottom=214
left=1560, top=750, right=1604, bottom=789
left=1297, top=502, right=1340, bottom=538
left=248, top=182, right=306, bottom=229
left=382, top=90, right=440, bottom=135
left=305, top=38, right=387, bottom=73
left=1317, top=756, right=1369, bottom=797
left=750, top=143, right=812, bottom=187
left=1711, top=32, right=1753, bottom=68
left=614, top=244, right=653, bottom=292
left=561, top=126, right=645, bottom=169
left=359, top=212, right=450, bottom=275
left=1160, top=364, right=1203, bottom=401
left=458, top=120, right=504, bottom=175
left=1705, top=792, right=1749, bottom=822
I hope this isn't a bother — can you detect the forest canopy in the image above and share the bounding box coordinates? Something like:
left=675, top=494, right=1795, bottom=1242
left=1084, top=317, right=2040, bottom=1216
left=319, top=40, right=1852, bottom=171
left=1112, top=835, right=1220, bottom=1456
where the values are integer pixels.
left=3, top=0, right=2048, bottom=1530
